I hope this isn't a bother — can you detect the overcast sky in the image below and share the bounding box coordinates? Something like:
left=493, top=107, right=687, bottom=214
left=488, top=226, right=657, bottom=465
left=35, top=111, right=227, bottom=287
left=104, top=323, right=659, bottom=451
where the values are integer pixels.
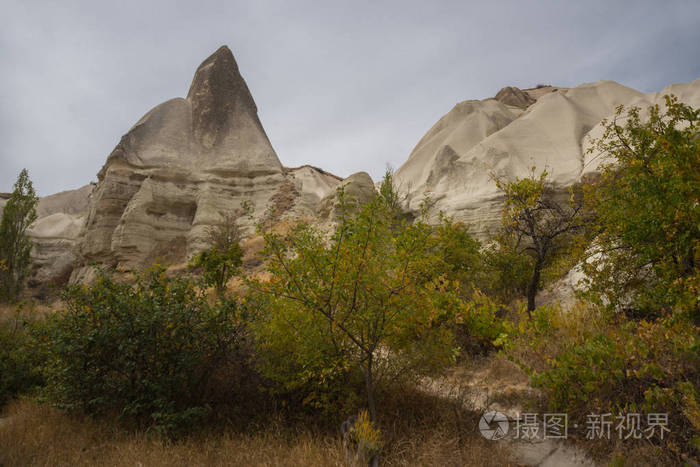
left=1, top=0, right=699, bottom=195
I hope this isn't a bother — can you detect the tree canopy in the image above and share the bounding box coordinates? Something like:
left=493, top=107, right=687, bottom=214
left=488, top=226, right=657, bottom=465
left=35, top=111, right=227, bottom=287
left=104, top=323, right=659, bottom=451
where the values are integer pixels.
left=250, top=185, right=460, bottom=422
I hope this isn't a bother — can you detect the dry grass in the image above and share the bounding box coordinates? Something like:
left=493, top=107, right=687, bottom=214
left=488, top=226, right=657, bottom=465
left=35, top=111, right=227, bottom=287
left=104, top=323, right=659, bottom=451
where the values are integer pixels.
left=0, top=300, right=57, bottom=322
left=0, top=400, right=344, bottom=466
left=0, top=390, right=516, bottom=467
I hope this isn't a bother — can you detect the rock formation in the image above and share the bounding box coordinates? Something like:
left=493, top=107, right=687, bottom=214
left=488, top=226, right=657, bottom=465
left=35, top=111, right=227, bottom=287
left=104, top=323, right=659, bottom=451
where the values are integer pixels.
left=69, top=46, right=340, bottom=282
left=395, top=79, right=700, bottom=239
left=5, top=44, right=698, bottom=288
left=28, top=185, right=94, bottom=284
left=493, top=86, right=536, bottom=108
left=317, top=171, right=376, bottom=220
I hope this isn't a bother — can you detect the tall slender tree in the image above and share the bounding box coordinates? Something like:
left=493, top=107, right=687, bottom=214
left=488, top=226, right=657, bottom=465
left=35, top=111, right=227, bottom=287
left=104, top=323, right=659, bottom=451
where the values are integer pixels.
left=0, top=169, right=38, bottom=302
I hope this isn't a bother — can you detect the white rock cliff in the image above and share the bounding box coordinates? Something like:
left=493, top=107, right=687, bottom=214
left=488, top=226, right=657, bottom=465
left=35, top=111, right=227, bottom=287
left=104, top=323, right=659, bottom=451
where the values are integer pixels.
left=395, top=79, right=700, bottom=239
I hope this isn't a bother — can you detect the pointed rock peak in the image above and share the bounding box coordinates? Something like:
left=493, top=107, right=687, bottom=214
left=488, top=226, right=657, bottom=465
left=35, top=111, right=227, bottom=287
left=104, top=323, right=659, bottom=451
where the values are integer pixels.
left=187, top=46, right=245, bottom=101
left=186, top=45, right=261, bottom=148
left=494, top=86, right=536, bottom=109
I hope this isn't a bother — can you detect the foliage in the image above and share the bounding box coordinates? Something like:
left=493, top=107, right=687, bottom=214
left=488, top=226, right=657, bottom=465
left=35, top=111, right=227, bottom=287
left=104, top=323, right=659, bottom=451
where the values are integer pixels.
left=492, top=168, right=585, bottom=313
left=505, top=304, right=700, bottom=457
left=481, top=238, right=531, bottom=304
left=429, top=215, right=511, bottom=353
left=189, top=212, right=243, bottom=295
left=378, top=167, right=405, bottom=220
left=454, top=290, right=507, bottom=353
left=433, top=215, right=484, bottom=297
left=0, top=169, right=38, bottom=302
left=249, top=189, right=460, bottom=422
left=38, top=267, right=247, bottom=436
left=500, top=97, right=700, bottom=460
left=584, top=96, right=700, bottom=320
left=0, top=307, right=45, bottom=406
left=349, top=409, right=383, bottom=464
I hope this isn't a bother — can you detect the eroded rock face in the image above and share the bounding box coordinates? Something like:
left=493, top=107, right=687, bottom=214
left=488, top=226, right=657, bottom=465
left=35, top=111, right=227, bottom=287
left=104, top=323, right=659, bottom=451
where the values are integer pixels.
left=317, top=171, right=376, bottom=221
left=71, top=46, right=340, bottom=282
left=29, top=211, right=86, bottom=285
left=14, top=51, right=699, bottom=287
left=395, top=78, right=700, bottom=239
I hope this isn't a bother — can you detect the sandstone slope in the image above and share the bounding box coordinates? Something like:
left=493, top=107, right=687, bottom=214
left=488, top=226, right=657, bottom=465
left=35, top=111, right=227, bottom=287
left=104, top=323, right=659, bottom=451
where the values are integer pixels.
left=395, top=79, right=700, bottom=238
left=70, top=46, right=340, bottom=282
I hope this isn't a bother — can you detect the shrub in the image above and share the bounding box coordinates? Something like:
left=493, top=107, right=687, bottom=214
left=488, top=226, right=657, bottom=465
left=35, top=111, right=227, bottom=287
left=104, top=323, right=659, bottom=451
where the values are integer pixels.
left=481, top=242, right=531, bottom=304
left=189, top=212, right=243, bottom=296
left=349, top=409, right=383, bottom=465
left=0, top=306, right=44, bottom=405
left=506, top=304, right=700, bottom=457
left=39, top=267, right=248, bottom=436
left=454, top=290, right=508, bottom=354
left=433, top=215, right=485, bottom=296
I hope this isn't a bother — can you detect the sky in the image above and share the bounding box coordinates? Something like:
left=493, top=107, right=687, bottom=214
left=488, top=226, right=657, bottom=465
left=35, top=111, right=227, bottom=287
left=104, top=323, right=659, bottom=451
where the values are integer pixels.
left=1, top=0, right=699, bottom=196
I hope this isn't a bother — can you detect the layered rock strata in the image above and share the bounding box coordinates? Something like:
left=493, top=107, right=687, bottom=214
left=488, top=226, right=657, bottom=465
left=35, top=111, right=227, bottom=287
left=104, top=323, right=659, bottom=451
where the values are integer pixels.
left=70, top=46, right=340, bottom=282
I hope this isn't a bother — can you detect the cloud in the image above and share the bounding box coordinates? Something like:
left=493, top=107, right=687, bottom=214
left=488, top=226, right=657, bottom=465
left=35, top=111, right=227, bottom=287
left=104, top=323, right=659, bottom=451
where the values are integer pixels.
left=1, top=0, right=698, bottom=195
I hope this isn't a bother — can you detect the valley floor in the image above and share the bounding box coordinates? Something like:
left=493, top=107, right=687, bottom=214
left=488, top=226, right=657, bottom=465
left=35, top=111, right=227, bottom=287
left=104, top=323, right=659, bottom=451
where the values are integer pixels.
left=0, top=398, right=513, bottom=467
left=1, top=355, right=667, bottom=466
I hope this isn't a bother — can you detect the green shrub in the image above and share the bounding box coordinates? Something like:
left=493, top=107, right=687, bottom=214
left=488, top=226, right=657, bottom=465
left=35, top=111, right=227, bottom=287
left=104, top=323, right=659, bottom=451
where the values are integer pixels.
left=506, top=305, right=700, bottom=456
left=0, top=307, right=44, bottom=405
left=481, top=243, right=531, bottom=304
left=454, top=290, right=508, bottom=354
left=39, top=267, right=248, bottom=436
left=188, top=212, right=243, bottom=296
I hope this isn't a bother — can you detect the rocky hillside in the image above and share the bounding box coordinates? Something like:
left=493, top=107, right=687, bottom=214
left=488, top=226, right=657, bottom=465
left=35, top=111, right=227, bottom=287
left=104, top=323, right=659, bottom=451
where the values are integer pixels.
left=19, top=46, right=345, bottom=284
left=395, top=79, right=700, bottom=238
left=8, top=45, right=700, bottom=285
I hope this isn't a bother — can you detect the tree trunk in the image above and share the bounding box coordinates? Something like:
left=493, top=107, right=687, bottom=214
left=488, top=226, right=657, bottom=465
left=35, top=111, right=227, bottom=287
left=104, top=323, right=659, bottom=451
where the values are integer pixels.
left=364, top=357, right=377, bottom=423
left=363, top=357, right=380, bottom=467
left=526, top=259, right=542, bottom=315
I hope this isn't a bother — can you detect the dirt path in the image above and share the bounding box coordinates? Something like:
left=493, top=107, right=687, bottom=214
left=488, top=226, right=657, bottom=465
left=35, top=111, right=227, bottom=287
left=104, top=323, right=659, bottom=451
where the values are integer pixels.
left=422, top=356, right=596, bottom=467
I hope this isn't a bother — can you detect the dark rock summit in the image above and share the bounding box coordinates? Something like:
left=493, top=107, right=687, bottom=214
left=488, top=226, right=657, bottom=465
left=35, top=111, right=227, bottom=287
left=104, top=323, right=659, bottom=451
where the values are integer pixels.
left=494, top=86, right=536, bottom=108
left=187, top=46, right=264, bottom=150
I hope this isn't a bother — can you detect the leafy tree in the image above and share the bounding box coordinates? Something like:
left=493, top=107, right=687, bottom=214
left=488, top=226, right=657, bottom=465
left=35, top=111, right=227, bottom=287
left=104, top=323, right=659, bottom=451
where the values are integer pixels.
left=584, top=96, right=699, bottom=320
left=493, top=169, right=584, bottom=314
left=250, top=190, right=459, bottom=422
left=0, top=169, right=38, bottom=302
left=190, top=212, right=243, bottom=295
